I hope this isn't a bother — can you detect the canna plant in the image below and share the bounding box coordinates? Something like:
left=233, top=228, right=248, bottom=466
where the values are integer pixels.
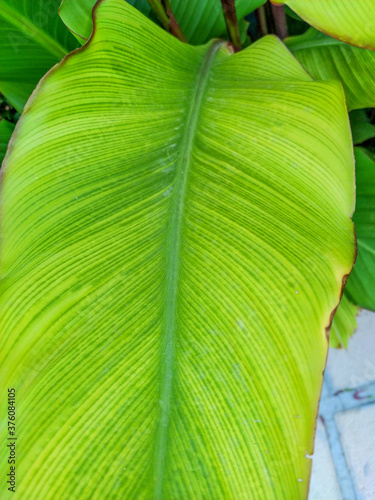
left=0, top=0, right=374, bottom=499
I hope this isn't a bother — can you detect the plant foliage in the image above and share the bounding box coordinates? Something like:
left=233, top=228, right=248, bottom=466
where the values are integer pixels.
left=1, top=0, right=374, bottom=498
left=0, top=2, right=356, bottom=498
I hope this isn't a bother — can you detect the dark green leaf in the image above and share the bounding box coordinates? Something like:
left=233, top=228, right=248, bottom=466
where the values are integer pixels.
left=0, top=0, right=79, bottom=112
left=0, top=118, right=15, bottom=164
left=346, top=147, right=375, bottom=309
left=59, top=0, right=266, bottom=44
left=350, top=109, right=375, bottom=145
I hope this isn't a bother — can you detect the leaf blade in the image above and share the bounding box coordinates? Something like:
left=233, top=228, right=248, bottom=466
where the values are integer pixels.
left=0, top=1, right=355, bottom=499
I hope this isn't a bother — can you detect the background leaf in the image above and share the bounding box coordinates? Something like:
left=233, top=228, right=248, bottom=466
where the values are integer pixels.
left=284, top=7, right=309, bottom=37
left=59, top=0, right=266, bottom=44
left=59, top=0, right=153, bottom=42
left=0, top=0, right=79, bottom=112
left=285, top=28, right=375, bottom=111
left=350, top=109, right=375, bottom=145
left=0, top=1, right=355, bottom=498
left=345, top=147, right=375, bottom=310
left=271, top=0, right=375, bottom=50
left=330, top=146, right=375, bottom=348
left=0, top=118, right=15, bottom=164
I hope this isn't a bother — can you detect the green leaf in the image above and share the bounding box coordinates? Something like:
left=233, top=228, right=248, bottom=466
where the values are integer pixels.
left=59, top=0, right=266, bottom=44
left=330, top=291, right=358, bottom=348
left=285, top=28, right=375, bottom=111
left=350, top=109, right=375, bottom=145
left=0, top=118, right=15, bottom=164
left=345, top=147, right=375, bottom=310
left=0, top=0, right=79, bottom=112
left=0, top=1, right=355, bottom=498
left=271, top=0, right=375, bottom=50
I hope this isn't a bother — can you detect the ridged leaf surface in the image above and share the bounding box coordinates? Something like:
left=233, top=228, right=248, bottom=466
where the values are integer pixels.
left=0, top=1, right=355, bottom=499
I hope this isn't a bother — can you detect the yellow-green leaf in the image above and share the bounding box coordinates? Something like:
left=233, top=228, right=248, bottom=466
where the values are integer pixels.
left=272, top=0, right=375, bottom=50
left=330, top=292, right=358, bottom=348
left=285, top=28, right=375, bottom=110
left=0, top=1, right=355, bottom=499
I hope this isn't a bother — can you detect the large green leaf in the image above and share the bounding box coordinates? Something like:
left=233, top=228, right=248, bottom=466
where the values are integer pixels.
left=285, top=28, right=375, bottom=110
left=271, top=0, right=375, bottom=50
left=0, top=1, right=355, bottom=499
left=330, top=292, right=358, bottom=348
left=59, top=0, right=265, bottom=44
left=0, top=0, right=79, bottom=112
left=345, top=147, right=375, bottom=310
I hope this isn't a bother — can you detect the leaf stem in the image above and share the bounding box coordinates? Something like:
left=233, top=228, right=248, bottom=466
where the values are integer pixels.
left=270, top=3, right=288, bottom=39
left=162, top=0, right=187, bottom=42
left=256, top=4, right=269, bottom=37
left=221, top=0, right=242, bottom=51
left=147, top=0, right=187, bottom=42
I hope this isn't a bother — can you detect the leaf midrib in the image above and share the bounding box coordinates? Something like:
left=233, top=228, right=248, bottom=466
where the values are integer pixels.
left=153, top=40, right=226, bottom=500
left=0, top=1, right=67, bottom=60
